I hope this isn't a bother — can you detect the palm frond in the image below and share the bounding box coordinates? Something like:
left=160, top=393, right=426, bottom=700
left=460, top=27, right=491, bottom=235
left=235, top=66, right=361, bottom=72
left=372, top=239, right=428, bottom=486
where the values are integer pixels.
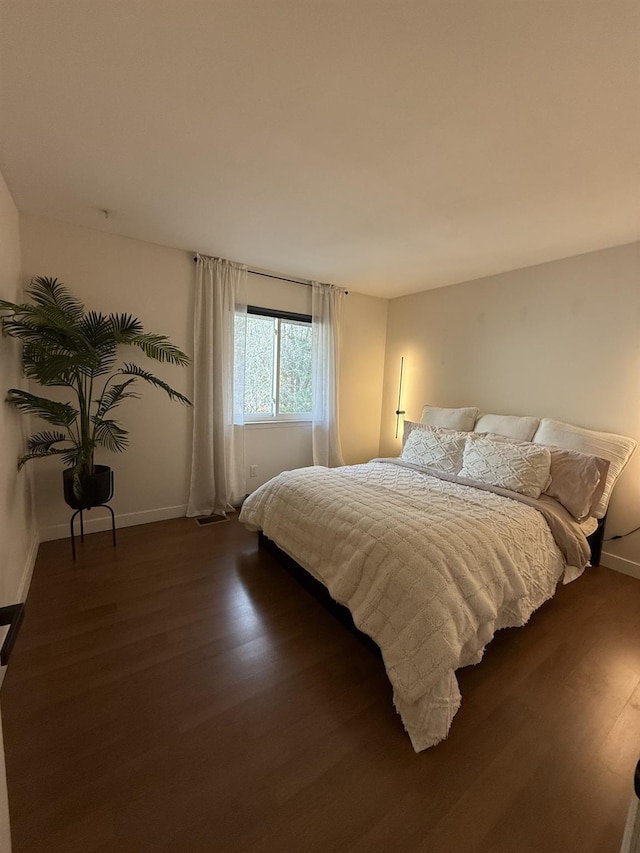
left=27, top=431, right=70, bottom=452
left=22, top=344, right=86, bottom=387
left=79, top=311, right=114, bottom=348
left=116, top=363, right=191, bottom=405
left=0, top=296, right=80, bottom=333
left=109, top=313, right=144, bottom=342
left=3, top=315, right=82, bottom=348
left=62, top=448, right=80, bottom=468
left=18, top=302, right=82, bottom=333
left=77, top=311, right=118, bottom=375
left=18, top=446, right=77, bottom=470
left=129, top=334, right=190, bottom=366
left=92, top=417, right=129, bottom=453
left=0, top=298, right=28, bottom=314
left=94, top=379, right=140, bottom=419
left=6, top=389, right=79, bottom=427
left=26, top=277, right=85, bottom=323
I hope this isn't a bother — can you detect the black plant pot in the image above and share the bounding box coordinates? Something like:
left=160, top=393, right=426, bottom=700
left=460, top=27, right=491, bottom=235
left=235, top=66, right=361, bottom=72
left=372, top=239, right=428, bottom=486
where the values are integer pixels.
left=63, top=465, right=114, bottom=510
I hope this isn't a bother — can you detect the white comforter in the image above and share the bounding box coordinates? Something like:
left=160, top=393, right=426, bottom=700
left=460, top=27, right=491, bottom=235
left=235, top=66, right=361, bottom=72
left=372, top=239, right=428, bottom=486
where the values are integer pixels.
left=239, top=461, right=571, bottom=751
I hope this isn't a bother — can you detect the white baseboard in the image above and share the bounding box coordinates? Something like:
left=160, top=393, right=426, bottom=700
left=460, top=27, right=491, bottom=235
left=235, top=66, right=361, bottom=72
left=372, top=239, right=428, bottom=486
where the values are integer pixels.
left=601, top=550, right=640, bottom=581
left=39, top=504, right=188, bottom=542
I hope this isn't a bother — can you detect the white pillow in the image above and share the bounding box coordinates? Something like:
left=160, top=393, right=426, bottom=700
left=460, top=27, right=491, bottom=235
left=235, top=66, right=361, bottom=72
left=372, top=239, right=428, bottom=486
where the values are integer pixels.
left=533, top=418, right=637, bottom=518
left=401, top=425, right=467, bottom=474
left=420, top=405, right=478, bottom=432
left=474, top=413, right=540, bottom=442
left=460, top=434, right=551, bottom=499
left=402, top=419, right=425, bottom=447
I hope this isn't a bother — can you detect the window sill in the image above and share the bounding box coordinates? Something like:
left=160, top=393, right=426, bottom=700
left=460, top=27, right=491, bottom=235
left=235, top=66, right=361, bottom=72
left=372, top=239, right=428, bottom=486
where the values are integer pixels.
left=244, top=420, right=312, bottom=430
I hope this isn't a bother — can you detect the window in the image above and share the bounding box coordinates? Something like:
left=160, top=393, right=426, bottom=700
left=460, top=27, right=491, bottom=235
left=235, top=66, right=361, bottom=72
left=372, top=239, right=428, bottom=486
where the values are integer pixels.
left=240, top=307, right=312, bottom=420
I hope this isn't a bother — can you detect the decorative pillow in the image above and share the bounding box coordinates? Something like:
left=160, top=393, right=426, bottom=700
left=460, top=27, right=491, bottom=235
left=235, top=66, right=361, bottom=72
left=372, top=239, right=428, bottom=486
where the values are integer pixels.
left=533, top=418, right=637, bottom=518
left=402, top=419, right=422, bottom=446
left=459, top=434, right=551, bottom=498
left=545, top=448, right=610, bottom=521
left=483, top=432, right=610, bottom=521
left=401, top=425, right=467, bottom=474
left=474, top=413, right=540, bottom=442
left=420, top=405, right=479, bottom=432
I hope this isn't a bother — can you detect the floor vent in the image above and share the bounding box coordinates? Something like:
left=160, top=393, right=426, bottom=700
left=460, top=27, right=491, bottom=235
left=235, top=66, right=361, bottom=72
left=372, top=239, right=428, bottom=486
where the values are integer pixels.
left=195, top=514, right=229, bottom=526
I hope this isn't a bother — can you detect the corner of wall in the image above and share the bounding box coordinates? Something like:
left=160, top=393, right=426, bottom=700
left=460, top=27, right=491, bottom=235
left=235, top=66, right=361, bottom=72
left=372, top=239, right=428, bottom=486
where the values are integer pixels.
left=0, top=168, right=40, bottom=613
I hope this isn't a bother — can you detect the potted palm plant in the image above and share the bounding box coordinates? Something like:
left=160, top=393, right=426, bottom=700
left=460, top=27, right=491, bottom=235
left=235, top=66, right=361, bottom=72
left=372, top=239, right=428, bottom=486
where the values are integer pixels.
left=1, top=276, right=191, bottom=510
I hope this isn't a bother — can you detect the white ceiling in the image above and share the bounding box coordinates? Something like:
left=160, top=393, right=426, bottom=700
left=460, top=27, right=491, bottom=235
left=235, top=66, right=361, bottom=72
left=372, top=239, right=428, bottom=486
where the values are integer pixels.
left=1, top=1, right=639, bottom=298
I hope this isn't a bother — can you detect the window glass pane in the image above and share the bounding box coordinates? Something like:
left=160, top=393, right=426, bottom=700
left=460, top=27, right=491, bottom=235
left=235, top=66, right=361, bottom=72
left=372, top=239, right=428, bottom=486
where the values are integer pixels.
left=244, top=315, right=276, bottom=416
left=279, top=320, right=312, bottom=414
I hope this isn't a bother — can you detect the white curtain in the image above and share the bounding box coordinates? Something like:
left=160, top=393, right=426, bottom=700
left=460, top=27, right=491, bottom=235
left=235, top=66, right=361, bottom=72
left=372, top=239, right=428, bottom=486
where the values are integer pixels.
left=187, top=256, right=247, bottom=516
left=312, top=282, right=346, bottom=468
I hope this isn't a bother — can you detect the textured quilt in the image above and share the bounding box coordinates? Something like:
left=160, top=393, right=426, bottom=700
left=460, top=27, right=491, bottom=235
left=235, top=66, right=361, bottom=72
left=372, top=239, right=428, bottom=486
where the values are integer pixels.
left=239, top=460, right=584, bottom=752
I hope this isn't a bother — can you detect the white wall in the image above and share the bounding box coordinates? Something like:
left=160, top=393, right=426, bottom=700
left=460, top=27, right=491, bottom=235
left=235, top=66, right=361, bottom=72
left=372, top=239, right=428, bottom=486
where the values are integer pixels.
left=0, top=175, right=38, bottom=605
left=19, top=215, right=387, bottom=536
left=380, top=242, right=640, bottom=574
left=20, top=215, right=194, bottom=539
left=340, top=291, right=389, bottom=464
left=0, top=170, right=39, bottom=853
left=0, top=178, right=38, bottom=612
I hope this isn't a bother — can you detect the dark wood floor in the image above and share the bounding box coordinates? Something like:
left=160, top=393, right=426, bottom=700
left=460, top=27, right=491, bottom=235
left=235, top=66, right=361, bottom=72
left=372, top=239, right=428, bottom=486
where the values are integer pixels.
left=2, top=517, right=640, bottom=853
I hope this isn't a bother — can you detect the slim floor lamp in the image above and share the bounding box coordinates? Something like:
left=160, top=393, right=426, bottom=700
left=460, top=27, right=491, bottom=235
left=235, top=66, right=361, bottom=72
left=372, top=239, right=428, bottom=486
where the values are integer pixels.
left=395, top=356, right=406, bottom=439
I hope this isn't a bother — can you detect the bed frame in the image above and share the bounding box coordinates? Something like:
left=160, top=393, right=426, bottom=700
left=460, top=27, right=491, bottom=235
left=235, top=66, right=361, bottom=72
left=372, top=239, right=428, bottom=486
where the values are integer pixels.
left=258, top=515, right=606, bottom=647
left=586, top=515, right=606, bottom=567
left=258, top=531, right=382, bottom=655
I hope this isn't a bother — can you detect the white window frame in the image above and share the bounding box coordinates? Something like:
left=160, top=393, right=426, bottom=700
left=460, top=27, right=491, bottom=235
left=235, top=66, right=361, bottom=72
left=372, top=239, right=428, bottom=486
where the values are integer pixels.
left=243, top=307, right=312, bottom=423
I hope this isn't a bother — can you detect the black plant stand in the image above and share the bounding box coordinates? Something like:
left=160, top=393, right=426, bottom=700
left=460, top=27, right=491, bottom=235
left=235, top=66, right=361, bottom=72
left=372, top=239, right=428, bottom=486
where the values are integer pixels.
left=69, top=470, right=117, bottom=560
left=70, top=505, right=117, bottom=560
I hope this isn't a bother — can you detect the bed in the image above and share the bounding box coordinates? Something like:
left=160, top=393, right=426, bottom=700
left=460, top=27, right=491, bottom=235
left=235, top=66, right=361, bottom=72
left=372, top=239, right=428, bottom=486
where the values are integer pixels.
left=239, top=409, right=637, bottom=752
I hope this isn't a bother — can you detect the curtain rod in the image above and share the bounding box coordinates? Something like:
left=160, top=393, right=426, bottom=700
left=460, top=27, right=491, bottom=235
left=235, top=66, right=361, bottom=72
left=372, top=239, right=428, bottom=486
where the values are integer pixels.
left=192, top=256, right=348, bottom=294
